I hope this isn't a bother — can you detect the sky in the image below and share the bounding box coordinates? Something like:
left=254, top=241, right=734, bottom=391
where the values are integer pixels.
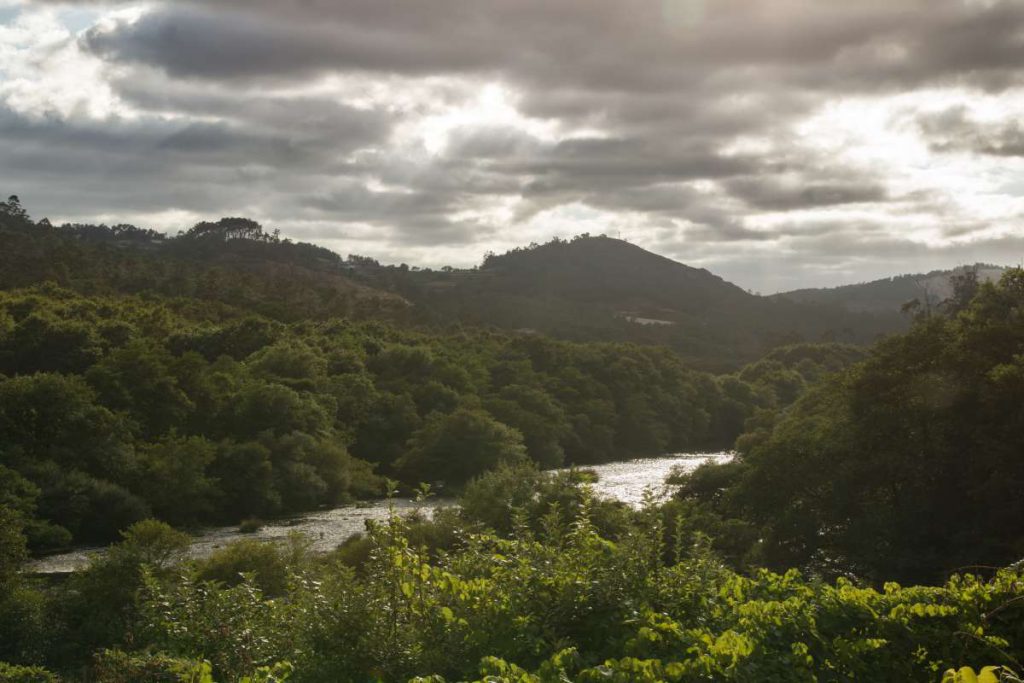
left=1, top=0, right=1024, bottom=292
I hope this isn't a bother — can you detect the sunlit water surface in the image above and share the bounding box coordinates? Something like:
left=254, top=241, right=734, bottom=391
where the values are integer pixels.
left=29, top=452, right=731, bottom=574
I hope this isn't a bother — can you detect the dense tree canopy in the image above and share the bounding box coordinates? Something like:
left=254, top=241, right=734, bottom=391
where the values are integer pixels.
left=679, top=269, right=1024, bottom=584
left=0, top=282, right=794, bottom=549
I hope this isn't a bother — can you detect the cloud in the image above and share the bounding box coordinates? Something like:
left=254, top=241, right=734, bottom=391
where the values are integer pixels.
left=4, top=0, right=1024, bottom=291
left=0, top=4, right=123, bottom=118
left=918, top=106, right=1024, bottom=156
left=69, top=0, right=1024, bottom=95
left=724, top=177, right=891, bottom=211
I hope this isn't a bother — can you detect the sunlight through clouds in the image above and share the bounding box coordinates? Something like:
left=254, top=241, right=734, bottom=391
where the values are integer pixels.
left=0, top=3, right=128, bottom=119
left=393, top=84, right=559, bottom=156
left=4, top=0, right=1024, bottom=290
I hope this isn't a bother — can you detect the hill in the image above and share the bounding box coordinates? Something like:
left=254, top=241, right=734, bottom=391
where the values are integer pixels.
left=354, top=236, right=903, bottom=369
left=773, top=265, right=1007, bottom=315
left=0, top=200, right=409, bottom=322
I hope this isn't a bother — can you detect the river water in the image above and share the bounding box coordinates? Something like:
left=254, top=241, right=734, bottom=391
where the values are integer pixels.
left=28, top=452, right=731, bottom=574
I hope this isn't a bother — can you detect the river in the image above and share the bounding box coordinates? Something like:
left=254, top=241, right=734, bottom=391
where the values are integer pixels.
left=28, top=452, right=731, bottom=574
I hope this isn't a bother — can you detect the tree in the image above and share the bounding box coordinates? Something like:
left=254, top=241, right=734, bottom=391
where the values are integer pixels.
left=0, top=373, right=134, bottom=480
left=134, top=437, right=217, bottom=526
left=397, top=408, right=528, bottom=485
left=0, top=195, right=29, bottom=222
left=0, top=505, right=27, bottom=584
left=226, top=381, right=331, bottom=439
left=184, top=217, right=268, bottom=242
left=86, top=340, right=194, bottom=438
left=209, top=441, right=279, bottom=520
left=0, top=313, right=104, bottom=375
left=0, top=505, right=50, bottom=666
left=944, top=266, right=980, bottom=315
left=484, top=384, right=569, bottom=468
left=247, top=340, right=327, bottom=389
left=56, top=520, right=189, bottom=662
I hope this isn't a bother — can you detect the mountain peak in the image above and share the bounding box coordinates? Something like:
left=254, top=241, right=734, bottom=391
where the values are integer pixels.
left=479, top=235, right=748, bottom=303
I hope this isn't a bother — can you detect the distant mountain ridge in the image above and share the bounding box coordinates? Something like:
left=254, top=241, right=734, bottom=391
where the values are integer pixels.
left=773, top=265, right=1007, bottom=314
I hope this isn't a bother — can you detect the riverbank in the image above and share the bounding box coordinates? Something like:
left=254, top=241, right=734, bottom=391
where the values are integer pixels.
left=28, top=452, right=731, bottom=575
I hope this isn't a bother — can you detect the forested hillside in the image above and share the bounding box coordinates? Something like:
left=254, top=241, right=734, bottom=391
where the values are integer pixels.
left=0, top=196, right=902, bottom=370
left=0, top=197, right=408, bottom=323
left=0, top=283, right=728, bottom=549
left=774, top=264, right=1007, bottom=316
left=353, top=235, right=901, bottom=369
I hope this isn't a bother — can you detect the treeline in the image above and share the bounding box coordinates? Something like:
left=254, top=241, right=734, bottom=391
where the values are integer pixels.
left=0, top=197, right=405, bottom=323
left=0, top=280, right=858, bottom=551
left=676, top=268, right=1024, bottom=584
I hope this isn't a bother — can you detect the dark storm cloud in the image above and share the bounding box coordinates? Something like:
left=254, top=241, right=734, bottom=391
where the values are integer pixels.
left=0, top=99, right=383, bottom=183
left=74, top=0, right=1024, bottom=94
left=111, top=77, right=394, bottom=148
left=82, top=4, right=485, bottom=82
left=918, top=107, right=1024, bottom=157
left=510, top=138, right=760, bottom=185
left=305, top=183, right=455, bottom=228
left=724, top=177, right=891, bottom=211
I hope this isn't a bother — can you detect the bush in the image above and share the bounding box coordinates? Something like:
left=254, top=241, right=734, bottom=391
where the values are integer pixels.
left=239, top=518, right=264, bottom=534
left=194, top=536, right=308, bottom=597
left=93, top=649, right=211, bottom=683
left=0, top=662, right=59, bottom=683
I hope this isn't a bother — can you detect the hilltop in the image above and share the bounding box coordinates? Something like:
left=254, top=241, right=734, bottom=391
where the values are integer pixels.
left=0, top=202, right=409, bottom=322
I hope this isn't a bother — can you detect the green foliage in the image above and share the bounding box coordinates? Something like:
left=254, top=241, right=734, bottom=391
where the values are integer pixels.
left=0, top=505, right=27, bottom=581
left=0, top=662, right=59, bottom=683
left=0, top=507, right=51, bottom=667
left=8, top=456, right=1024, bottom=681
left=140, top=574, right=298, bottom=682
left=459, top=462, right=630, bottom=539
left=51, top=521, right=190, bottom=665
left=93, top=650, right=213, bottom=683
left=0, top=281, right=755, bottom=546
left=194, top=535, right=310, bottom=597
left=942, top=667, right=1023, bottom=683
left=110, top=508, right=1024, bottom=682
left=397, top=409, right=528, bottom=486
left=134, top=438, right=217, bottom=526
left=679, top=269, right=1024, bottom=583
